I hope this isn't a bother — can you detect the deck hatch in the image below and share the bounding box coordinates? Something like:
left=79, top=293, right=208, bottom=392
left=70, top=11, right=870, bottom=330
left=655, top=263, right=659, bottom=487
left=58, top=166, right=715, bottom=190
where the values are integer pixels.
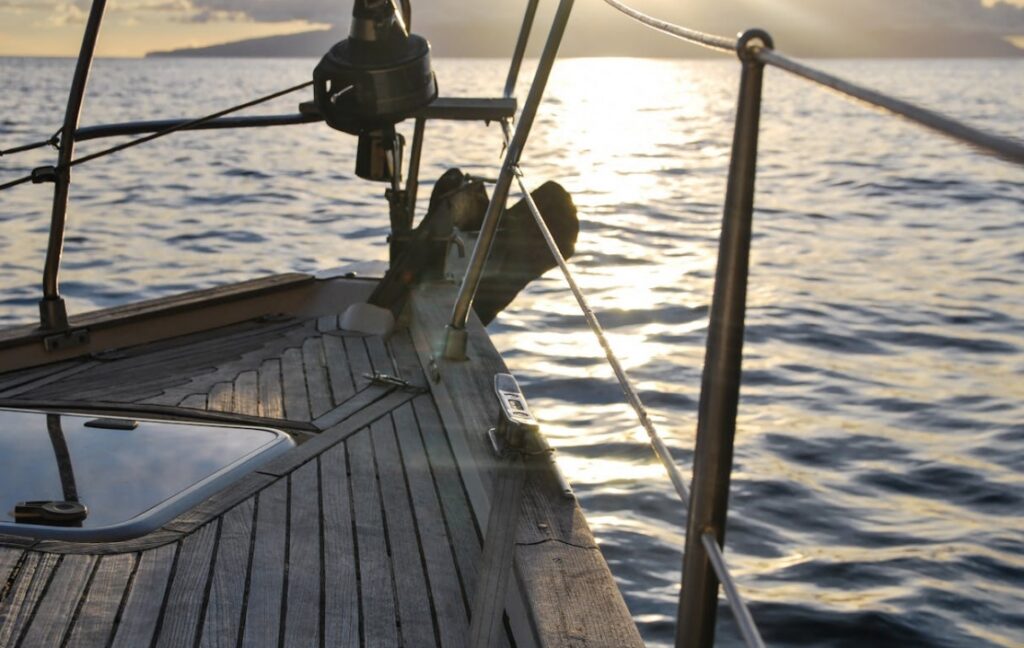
left=0, top=407, right=293, bottom=541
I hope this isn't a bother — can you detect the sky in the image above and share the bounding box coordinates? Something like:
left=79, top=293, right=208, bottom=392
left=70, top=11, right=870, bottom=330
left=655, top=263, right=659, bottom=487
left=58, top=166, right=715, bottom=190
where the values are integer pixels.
left=0, top=0, right=1022, bottom=58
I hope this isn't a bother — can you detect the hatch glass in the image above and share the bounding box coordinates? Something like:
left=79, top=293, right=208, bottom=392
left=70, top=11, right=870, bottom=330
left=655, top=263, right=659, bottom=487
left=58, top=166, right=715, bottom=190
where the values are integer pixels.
left=0, top=407, right=293, bottom=541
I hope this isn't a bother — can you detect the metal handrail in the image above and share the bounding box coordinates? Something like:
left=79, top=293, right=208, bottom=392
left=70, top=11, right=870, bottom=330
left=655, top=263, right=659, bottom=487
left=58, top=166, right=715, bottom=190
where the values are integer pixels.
left=68, top=82, right=314, bottom=170
left=504, top=0, right=541, bottom=99
left=73, top=113, right=322, bottom=141
left=442, top=0, right=576, bottom=360
left=39, top=0, right=107, bottom=332
left=676, top=29, right=771, bottom=648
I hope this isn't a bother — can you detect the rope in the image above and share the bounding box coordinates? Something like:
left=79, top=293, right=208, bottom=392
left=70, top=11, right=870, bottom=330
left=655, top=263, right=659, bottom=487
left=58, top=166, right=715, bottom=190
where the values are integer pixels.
left=601, top=0, right=736, bottom=53
left=503, top=123, right=691, bottom=504
left=0, top=80, right=313, bottom=193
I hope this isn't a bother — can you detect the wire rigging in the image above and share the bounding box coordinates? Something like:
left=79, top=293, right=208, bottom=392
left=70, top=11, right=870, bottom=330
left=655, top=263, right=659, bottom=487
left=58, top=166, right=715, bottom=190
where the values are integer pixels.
left=0, top=128, right=61, bottom=159
left=72, top=80, right=314, bottom=168
left=0, top=80, right=314, bottom=193
left=756, top=49, right=1024, bottom=165
left=600, top=0, right=736, bottom=53
left=515, top=167, right=692, bottom=504
left=500, top=119, right=691, bottom=505
left=0, top=171, right=34, bottom=192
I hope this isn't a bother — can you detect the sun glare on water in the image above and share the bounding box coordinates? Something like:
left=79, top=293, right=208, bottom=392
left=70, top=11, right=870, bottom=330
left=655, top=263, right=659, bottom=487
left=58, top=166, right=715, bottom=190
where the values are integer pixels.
left=494, top=58, right=735, bottom=546
left=541, top=58, right=712, bottom=206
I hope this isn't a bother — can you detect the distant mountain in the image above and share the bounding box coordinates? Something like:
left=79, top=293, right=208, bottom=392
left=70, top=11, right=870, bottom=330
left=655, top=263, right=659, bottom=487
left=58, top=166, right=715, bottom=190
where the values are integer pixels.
left=142, top=0, right=1024, bottom=58
left=147, top=22, right=1022, bottom=59
left=146, top=0, right=1024, bottom=61
left=148, top=28, right=344, bottom=58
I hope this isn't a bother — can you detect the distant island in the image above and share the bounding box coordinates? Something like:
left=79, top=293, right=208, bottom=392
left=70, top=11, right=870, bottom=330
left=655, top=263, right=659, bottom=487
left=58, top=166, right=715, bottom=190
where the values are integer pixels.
left=147, top=23, right=1023, bottom=59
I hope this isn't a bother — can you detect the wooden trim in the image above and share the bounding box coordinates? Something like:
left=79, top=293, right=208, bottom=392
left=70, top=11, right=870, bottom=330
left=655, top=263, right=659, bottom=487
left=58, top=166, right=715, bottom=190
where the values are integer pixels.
left=408, top=280, right=644, bottom=647
left=0, top=273, right=312, bottom=348
left=0, top=275, right=377, bottom=372
left=0, top=399, right=319, bottom=434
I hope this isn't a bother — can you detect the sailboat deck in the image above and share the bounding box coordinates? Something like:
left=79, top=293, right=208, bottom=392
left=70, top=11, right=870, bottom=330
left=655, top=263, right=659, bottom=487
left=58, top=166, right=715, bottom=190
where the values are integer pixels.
left=0, top=279, right=643, bottom=647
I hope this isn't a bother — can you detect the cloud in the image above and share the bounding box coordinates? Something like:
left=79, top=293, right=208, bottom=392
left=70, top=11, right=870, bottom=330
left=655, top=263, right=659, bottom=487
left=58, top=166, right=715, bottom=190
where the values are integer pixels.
left=0, top=0, right=91, bottom=25
left=181, top=0, right=344, bottom=23
left=46, top=1, right=87, bottom=25
left=108, top=0, right=188, bottom=10
left=0, top=0, right=254, bottom=24
left=178, top=6, right=250, bottom=23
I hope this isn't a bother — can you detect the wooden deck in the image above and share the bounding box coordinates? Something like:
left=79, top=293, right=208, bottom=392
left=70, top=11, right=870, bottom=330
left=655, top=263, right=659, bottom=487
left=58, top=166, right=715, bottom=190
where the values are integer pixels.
left=0, top=279, right=642, bottom=647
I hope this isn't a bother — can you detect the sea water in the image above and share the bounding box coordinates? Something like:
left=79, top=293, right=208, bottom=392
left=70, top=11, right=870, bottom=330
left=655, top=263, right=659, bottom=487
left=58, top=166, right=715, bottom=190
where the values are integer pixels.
left=0, top=56, right=1021, bottom=647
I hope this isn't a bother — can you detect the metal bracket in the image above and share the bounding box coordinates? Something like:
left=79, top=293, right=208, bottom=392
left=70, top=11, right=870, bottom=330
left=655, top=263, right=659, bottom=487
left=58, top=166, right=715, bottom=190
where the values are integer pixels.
left=14, top=500, right=88, bottom=525
left=493, top=373, right=538, bottom=450
left=425, top=357, right=441, bottom=383
left=363, top=372, right=423, bottom=392
left=30, top=166, right=59, bottom=184
left=42, top=328, right=90, bottom=352
left=83, top=417, right=139, bottom=430
left=489, top=373, right=573, bottom=498
left=486, top=427, right=511, bottom=458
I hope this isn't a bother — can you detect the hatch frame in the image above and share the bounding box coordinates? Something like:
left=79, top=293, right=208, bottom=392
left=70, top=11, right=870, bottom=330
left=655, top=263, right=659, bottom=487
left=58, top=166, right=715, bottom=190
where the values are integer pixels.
left=0, top=406, right=295, bottom=543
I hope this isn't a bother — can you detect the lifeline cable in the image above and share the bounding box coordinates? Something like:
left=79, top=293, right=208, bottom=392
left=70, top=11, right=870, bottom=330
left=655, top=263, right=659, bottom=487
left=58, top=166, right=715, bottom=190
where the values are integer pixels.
left=756, top=49, right=1024, bottom=165
left=0, top=80, right=314, bottom=193
left=0, top=128, right=61, bottom=159
left=601, top=0, right=736, bottom=53
left=502, top=121, right=691, bottom=505
left=512, top=168, right=691, bottom=504
left=503, top=90, right=767, bottom=648
left=0, top=170, right=34, bottom=192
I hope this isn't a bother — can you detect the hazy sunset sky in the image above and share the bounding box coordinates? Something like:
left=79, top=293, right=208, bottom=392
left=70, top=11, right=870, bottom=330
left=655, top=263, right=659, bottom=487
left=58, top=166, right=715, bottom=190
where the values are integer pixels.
left=1, top=0, right=1022, bottom=57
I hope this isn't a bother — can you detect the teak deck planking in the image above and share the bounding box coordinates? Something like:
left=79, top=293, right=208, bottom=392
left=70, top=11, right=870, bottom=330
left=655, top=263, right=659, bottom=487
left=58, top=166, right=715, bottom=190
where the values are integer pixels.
left=0, top=279, right=642, bottom=647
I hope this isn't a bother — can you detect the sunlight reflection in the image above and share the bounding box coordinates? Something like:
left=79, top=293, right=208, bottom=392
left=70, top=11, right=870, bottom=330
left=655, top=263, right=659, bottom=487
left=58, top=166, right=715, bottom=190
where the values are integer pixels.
left=543, top=58, right=713, bottom=207
left=558, top=454, right=667, bottom=485
left=588, top=512, right=685, bottom=549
